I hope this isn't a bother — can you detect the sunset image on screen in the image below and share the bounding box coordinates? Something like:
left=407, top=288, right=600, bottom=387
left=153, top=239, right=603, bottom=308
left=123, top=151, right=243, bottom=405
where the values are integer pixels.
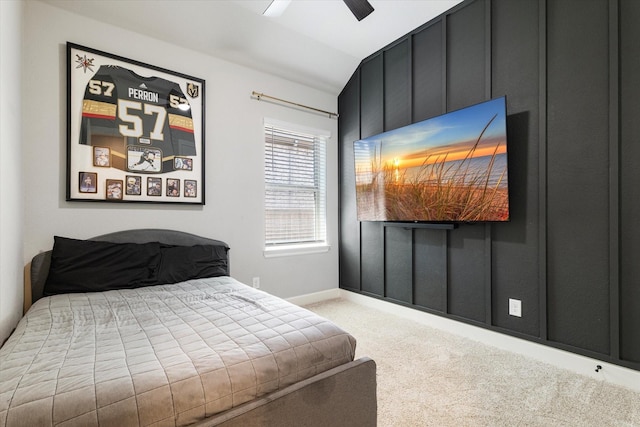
left=354, top=97, right=509, bottom=222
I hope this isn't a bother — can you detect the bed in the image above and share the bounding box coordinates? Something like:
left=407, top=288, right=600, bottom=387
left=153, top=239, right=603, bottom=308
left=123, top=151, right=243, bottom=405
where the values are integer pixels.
left=1, top=229, right=376, bottom=427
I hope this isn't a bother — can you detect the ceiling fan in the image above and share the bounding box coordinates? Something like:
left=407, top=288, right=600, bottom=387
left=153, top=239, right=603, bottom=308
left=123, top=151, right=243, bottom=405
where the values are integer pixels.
left=342, top=0, right=375, bottom=21
left=264, top=0, right=374, bottom=21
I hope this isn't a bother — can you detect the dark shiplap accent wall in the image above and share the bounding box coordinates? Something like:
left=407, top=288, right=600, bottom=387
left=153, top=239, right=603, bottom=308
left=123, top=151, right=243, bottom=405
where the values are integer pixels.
left=338, top=0, right=640, bottom=371
left=546, top=0, right=611, bottom=355
left=337, top=73, right=360, bottom=293
left=412, top=21, right=443, bottom=122
left=620, top=0, right=640, bottom=363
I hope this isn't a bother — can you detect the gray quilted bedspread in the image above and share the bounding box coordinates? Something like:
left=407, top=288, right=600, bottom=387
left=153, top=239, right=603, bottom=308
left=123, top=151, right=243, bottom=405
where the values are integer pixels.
left=0, top=277, right=356, bottom=426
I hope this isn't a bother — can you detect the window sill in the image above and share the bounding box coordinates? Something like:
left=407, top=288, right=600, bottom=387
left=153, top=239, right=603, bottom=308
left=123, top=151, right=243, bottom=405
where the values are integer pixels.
left=263, top=243, right=331, bottom=258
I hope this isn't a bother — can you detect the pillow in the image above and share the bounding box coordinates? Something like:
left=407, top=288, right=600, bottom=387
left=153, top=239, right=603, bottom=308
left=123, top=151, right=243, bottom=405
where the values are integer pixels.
left=43, top=236, right=161, bottom=296
left=155, top=244, right=229, bottom=285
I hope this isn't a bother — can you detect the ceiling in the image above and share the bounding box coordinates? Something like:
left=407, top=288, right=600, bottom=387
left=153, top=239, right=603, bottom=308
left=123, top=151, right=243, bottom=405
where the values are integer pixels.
left=42, top=0, right=464, bottom=95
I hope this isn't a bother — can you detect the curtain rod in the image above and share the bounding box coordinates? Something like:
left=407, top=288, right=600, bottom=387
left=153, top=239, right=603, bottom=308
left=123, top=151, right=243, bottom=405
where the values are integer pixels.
left=251, top=91, right=339, bottom=118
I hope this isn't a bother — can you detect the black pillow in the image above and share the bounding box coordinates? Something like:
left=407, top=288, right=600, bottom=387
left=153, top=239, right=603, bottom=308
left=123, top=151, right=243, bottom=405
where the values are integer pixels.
left=156, top=244, right=229, bottom=285
left=43, top=236, right=161, bottom=296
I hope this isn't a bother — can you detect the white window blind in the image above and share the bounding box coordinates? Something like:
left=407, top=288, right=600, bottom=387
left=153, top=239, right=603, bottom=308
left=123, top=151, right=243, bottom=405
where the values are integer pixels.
left=264, top=123, right=327, bottom=247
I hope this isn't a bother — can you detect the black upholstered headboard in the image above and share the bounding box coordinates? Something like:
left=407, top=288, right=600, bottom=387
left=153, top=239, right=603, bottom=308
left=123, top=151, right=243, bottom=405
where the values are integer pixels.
left=25, top=229, right=230, bottom=312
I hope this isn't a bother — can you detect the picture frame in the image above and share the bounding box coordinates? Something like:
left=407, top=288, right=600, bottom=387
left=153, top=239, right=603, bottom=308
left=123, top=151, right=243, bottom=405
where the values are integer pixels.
left=166, top=178, right=180, bottom=197
left=66, top=42, right=205, bottom=204
left=78, top=172, right=97, bottom=193
left=184, top=180, right=197, bottom=198
left=125, top=175, right=142, bottom=196
left=105, top=179, right=124, bottom=200
left=93, top=147, right=110, bottom=167
left=147, top=177, right=162, bottom=196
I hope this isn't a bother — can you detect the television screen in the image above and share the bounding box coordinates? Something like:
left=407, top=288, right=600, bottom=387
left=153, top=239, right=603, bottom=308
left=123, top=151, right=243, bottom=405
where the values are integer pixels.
left=354, top=96, right=509, bottom=223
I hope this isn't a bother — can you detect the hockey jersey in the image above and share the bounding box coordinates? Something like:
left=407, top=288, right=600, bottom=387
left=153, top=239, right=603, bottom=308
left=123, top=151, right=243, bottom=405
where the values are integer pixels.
left=79, top=65, right=197, bottom=163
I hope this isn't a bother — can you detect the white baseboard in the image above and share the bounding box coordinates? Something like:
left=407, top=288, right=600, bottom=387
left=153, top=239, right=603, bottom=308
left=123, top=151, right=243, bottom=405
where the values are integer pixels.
left=339, top=290, right=640, bottom=394
left=286, top=288, right=341, bottom=306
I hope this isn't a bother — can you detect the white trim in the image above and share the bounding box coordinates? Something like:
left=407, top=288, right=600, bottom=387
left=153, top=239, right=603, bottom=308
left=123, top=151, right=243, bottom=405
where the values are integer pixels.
left=263, top=243, right=330, bottom=258
left=339, top=291, right=640, bottom=393
left=286, top=288, right=341, bottom=306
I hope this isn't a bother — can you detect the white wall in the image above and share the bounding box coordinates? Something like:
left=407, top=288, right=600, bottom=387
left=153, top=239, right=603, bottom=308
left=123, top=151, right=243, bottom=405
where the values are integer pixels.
left=0, top=0, right=25, bottom=344
left=20, top=2, right=339, bottom=302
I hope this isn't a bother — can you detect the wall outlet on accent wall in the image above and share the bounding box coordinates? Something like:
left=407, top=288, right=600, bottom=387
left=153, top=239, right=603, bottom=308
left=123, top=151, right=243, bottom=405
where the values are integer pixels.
left=252, top=277, right=260, bottom=289
left=509, top=298, right=522, bottom=317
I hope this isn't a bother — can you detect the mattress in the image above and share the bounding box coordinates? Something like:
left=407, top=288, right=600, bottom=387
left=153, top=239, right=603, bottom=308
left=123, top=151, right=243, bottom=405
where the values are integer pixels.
left=0, top=277, right=356, bottom=426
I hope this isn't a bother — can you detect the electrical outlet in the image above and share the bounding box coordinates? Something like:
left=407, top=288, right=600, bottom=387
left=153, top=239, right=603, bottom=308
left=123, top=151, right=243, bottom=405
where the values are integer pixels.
left=252, top=277, right=260, bottom=289
left=509, top=298, right=522, bottom=317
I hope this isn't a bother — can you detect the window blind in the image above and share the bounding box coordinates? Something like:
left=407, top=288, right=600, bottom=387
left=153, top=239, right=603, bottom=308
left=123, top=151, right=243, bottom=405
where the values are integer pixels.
left=264, top=124, right=327, bottom=246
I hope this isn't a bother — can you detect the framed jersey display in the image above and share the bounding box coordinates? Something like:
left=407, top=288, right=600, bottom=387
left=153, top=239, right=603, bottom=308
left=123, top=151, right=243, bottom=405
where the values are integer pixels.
left=66, top=42, right=205, bottom=204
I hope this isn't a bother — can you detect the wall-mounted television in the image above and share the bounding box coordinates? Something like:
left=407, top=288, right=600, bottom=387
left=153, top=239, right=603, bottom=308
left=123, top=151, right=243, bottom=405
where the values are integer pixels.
left=354, top=96, right=510, bottom=223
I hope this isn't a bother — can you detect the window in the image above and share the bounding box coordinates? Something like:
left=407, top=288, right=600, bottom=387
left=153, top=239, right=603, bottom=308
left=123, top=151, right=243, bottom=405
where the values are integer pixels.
left=264, top=121, right=327, bottom=254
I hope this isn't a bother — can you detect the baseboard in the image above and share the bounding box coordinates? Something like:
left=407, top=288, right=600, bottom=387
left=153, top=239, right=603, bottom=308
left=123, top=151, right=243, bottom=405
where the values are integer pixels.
left=286, top=288, right=341, bottom=306
left=340, top=290, right=640, bottom=394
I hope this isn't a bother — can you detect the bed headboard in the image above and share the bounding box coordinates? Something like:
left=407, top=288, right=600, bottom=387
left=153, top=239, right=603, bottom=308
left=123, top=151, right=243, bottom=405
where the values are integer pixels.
left=24, top=229, right=230, bottom=313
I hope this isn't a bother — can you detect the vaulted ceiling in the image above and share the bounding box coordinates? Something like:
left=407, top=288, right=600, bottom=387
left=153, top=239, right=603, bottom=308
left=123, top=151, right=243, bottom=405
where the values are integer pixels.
left=42, top=0, right=463, bottom=94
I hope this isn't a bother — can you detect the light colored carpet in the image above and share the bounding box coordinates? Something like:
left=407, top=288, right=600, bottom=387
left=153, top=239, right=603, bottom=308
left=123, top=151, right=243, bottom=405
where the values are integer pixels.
left=304, top=298, right=640, bottom=427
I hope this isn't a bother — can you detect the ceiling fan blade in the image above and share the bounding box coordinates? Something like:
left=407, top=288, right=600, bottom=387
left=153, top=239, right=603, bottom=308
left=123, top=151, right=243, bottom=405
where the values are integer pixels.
left=343, top=0, right=374, bottom=21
